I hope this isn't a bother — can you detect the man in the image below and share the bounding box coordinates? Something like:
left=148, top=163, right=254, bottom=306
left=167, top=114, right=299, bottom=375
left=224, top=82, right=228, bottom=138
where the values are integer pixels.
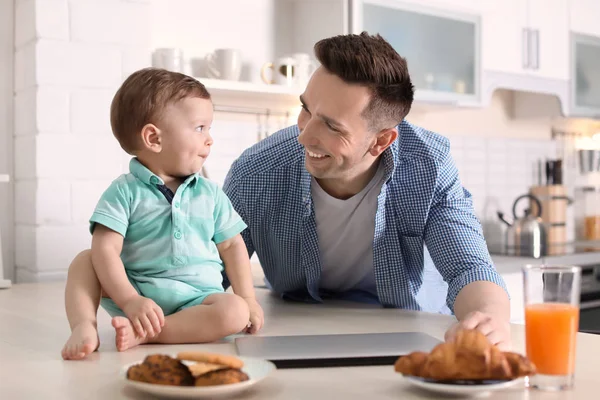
left=222, top=32, right=511, bottom=349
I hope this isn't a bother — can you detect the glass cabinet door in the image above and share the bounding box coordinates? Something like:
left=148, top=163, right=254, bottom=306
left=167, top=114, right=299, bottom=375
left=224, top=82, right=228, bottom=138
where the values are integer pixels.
left=356, top=0, right=480, bottom=104
left=572, top=33, right=600, bottom=115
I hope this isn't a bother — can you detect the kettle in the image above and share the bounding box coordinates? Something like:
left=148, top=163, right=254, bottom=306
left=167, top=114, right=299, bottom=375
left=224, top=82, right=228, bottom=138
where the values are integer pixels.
left=497, top=194, right=547, bottom=258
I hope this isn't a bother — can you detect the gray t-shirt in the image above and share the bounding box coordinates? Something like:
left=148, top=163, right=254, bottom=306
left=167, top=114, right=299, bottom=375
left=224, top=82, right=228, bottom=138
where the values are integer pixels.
left=311, top=163, right=387, bottom=295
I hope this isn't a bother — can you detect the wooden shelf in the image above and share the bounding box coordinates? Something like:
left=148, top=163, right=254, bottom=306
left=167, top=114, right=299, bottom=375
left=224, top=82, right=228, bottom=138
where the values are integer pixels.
left=195, top=77, right=302, bottom=109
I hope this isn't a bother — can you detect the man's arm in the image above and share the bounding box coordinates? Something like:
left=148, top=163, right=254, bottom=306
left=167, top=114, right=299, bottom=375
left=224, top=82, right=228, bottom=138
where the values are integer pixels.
left=222, top=165, right=255, bottom=259
left=450, top=281, right=511, bottom=349
left=423, top=147, right=511, bottom=348
left=221, top=165, right=255, bottom=290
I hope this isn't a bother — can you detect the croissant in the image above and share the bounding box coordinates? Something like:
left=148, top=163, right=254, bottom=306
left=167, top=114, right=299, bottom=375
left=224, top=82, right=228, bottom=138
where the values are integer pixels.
left=394, top=329, right=536, bottom=381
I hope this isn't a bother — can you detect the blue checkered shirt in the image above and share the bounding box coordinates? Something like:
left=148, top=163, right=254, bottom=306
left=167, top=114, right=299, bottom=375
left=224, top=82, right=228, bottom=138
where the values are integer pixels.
left=222, top=121, right=507, bottom=314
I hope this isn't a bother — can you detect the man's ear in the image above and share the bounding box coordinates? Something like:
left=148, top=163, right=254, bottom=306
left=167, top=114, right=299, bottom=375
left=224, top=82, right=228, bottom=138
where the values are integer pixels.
left=369, top=127, right=398, bottom=157
left=140, top=123, right=162, bottom=153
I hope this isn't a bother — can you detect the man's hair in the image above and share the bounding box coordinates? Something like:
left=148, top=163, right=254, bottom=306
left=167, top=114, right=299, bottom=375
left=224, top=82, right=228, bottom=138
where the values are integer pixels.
left=110, top=67, right=211, bottom=154
left=313, top=32, right=414, bottom=132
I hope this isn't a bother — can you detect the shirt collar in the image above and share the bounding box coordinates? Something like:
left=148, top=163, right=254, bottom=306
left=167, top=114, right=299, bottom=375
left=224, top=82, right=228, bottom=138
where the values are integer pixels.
left=129, top=158, right=199, bottom=187
left=382, top=127, right=399, bottom=183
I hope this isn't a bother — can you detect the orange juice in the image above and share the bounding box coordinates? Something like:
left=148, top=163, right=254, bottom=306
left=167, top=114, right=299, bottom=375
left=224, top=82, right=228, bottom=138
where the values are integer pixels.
left=525, top=303, right=579, bottom=375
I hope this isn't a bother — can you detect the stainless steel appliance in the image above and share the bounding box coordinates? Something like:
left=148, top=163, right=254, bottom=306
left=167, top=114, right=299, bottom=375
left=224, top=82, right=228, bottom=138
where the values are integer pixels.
left=497, top=194, right=547, bottom=258
left=579, top=263, right=600, bottom=334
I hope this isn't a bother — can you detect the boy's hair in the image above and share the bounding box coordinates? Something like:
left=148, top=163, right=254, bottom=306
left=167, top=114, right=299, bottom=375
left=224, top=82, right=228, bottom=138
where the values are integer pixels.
left=313, top=32, right=414, bottom=132
left=110, top=68, right=211, bottom=154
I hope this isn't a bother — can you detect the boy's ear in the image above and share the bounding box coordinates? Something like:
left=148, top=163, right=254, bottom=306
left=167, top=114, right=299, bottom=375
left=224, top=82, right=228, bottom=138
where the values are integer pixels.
left=140, top=123, right=162, bottom=153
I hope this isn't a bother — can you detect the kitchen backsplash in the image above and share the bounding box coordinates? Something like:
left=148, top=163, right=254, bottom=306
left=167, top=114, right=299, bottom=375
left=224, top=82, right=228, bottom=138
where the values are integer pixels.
left=447, top=134, right=557, bottom=222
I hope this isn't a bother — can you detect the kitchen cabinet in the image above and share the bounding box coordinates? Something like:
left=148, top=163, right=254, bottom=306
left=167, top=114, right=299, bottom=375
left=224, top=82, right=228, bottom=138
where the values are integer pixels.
left=282, top=0, right=482, bottom=106
left=354, top=0, right=481, bottom=105
left=279, top=0, right=349, bottom=69
left=570, top=0, right=600, bottom=38
left=570, top=34, right=600, bottom=117
left=480, top=0, right=569, bottom=81
left=569, top=0, right=600, bottom=118
left=279, top=0, right=585, bottom=115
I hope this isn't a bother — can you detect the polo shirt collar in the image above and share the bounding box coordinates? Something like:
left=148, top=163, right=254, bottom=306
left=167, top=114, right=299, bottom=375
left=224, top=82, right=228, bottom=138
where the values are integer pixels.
left=129, top=158, right=200, bottom=187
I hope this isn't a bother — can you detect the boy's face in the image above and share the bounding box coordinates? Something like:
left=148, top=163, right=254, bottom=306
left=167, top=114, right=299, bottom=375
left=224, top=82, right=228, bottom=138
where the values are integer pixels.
left=156, top=97, right=214, bottom=177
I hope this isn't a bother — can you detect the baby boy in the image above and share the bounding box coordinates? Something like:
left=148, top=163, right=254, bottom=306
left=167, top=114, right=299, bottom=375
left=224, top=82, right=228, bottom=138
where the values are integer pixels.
left=61, top=68, right=263, bottom=360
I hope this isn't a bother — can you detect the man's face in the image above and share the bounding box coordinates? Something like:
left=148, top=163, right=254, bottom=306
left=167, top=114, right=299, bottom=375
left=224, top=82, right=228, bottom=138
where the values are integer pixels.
left=297, top=67, right=376, bottom=182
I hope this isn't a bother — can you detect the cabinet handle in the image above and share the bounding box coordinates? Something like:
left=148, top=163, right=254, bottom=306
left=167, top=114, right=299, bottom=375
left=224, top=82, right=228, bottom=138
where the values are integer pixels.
left=522, top=28, right=530, bottom=69
left=531, top=29, right=540, bottom=70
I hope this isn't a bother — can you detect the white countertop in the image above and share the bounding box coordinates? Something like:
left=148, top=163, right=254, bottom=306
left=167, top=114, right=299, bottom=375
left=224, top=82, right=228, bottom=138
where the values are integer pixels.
left=492, top=252, right=600, bottom=275
left=1, top=282, right=600, bottom=399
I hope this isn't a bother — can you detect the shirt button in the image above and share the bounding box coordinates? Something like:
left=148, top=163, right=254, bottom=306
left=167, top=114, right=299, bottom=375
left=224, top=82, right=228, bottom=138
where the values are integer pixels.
left=150, top=176, right=159, bottom=185
left=174, top=231, right=182, bottom=240
left=174, top=202, right=180, bottom=208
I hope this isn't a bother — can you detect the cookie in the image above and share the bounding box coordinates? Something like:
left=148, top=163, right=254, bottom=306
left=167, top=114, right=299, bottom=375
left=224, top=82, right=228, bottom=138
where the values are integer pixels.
left=194, top=368, right=250, bottom=386
left=176, top=351, right=244, bottom=369
left=187, top=361, right=228, bottom=377
left=127, top=354, right=194, bottom=386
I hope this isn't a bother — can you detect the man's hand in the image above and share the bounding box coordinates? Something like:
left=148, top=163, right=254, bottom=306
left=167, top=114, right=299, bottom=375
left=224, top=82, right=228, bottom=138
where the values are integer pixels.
left=445, top=311, right=511, bottom=350
left=243, top=297, right=264, bottom=334
left=449, top=281, right=512, bottom=350
left=122, top=295, right=165, bottom=338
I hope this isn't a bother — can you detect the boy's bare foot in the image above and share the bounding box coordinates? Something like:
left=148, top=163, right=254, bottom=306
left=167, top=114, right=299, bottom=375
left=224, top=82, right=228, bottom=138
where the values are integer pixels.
left=61, top=321, right=100, bottom=360
left=112, top=316, right=149, bottom=351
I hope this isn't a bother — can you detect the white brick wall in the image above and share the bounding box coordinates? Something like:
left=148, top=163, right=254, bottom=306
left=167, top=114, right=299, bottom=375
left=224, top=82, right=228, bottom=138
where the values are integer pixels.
left=36, top=40, right=123, bottom=88
left=15, top=87, right=70, bottom=134
left=70, top=89, right=114, bottom=134
left=70, top=1, right=149, bottom=46
left=14, top=0, right=152, bottom=282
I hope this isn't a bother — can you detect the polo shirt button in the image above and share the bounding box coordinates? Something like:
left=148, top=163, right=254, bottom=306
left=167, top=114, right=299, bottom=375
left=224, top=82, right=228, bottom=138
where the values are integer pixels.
left=150, top=176, right=159, bottom=185
left=174, top=202, right=180, bottom=208
left=174, top=231, right=182, bottom=240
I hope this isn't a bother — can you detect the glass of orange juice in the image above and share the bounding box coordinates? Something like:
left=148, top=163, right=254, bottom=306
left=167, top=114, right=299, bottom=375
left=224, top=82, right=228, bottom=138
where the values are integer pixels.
left=523, top=264, right=581, bottom=391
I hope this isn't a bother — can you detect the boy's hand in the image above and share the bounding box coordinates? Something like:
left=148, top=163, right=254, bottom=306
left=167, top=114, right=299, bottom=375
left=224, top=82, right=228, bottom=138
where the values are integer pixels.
left=122, top=295, right=165, bottom=338
left=244, top=297, right=264, bottom=334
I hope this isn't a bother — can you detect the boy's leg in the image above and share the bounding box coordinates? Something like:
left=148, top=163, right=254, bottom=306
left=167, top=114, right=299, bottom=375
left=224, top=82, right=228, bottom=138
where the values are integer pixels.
left=112, top=292, right=250, bottom=351
left=62, top=250, right=102, bottom=360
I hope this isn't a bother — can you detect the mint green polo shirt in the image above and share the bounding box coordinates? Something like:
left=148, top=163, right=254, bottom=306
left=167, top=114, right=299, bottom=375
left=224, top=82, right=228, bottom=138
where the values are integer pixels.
left=89, top=158, right=247, bottom=316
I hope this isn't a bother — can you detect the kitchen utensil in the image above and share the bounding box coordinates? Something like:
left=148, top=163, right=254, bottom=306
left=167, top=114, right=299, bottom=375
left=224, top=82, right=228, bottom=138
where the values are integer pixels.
left=529, top=185, right=573, bottom=254
left=554, top=159, right=563, bottom=184
left=544, top=159, right=564, bottom=185
left=261, top=57, right=296, bottom=86
left=497, top=194, right=547, bottom=258
left=292, top=53, right=317, bottom=87
left=574, top=186, right=600, bottom=241
left=152, top=48, right=184, bottom=72
left=545, top=160, right=554, bottom=185
left=205, top=48, right=242, bottom=81
left=578, top=149, right=600, bottom=174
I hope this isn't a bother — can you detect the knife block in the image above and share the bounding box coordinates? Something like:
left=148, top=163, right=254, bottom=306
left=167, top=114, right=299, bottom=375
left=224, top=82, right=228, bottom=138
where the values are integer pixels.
left=529, top=185, right=568, bottom=250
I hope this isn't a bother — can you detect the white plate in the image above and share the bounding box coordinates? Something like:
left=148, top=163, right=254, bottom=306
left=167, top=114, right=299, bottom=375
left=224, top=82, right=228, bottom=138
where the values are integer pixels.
left=402, top=375, right=525, bottom=397
left=120, top=355, right=276, bottom=399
